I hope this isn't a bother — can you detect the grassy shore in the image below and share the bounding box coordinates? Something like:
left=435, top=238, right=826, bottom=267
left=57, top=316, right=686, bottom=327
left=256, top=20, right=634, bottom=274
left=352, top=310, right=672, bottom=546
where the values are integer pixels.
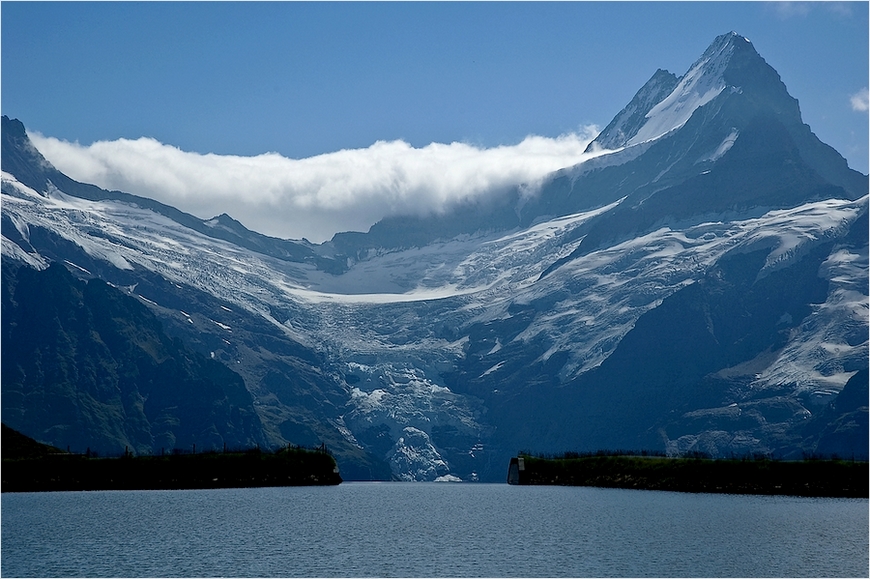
left=508, top=453, right=868, bottom=498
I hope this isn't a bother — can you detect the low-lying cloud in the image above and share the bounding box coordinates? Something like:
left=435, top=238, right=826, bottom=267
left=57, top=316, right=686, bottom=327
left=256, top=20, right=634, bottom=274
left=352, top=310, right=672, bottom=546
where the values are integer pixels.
left=30, top=130, right=600, bottom=243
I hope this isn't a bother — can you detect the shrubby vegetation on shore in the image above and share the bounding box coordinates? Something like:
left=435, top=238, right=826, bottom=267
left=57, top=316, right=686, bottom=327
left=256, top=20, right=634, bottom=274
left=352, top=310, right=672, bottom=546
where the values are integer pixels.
left=2, top=424, right=341, bottom=492
left=509, top=451, right=868, bottom=498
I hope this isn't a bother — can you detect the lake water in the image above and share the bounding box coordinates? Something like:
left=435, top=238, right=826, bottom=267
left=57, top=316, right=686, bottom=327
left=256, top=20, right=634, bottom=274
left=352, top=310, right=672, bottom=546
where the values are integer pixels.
left=2, top=483, right=867, bottom=577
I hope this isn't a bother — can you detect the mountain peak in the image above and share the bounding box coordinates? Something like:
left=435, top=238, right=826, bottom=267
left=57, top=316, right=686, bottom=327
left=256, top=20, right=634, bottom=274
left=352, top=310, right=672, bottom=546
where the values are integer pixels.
left=624, top=32, right=759, bottom=146
left=704, top=30, right=753, bottom=54
left=688, top=31, right=759, bottom=79
left=2, top=115, right=28, bottom=140
left=588, top=31, right=770, bottom=151
left=1, top=115, right=58, bottom=194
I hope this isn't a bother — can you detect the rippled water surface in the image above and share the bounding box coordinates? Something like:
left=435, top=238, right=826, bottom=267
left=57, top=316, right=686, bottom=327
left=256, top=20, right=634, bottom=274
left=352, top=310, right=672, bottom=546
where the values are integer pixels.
left=2, top=483, right=867, bottom=577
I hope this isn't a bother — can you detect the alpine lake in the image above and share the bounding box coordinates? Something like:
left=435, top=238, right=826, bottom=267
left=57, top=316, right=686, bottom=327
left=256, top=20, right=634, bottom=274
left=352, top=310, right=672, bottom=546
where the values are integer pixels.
left=2, top=482, right=867, bottom=577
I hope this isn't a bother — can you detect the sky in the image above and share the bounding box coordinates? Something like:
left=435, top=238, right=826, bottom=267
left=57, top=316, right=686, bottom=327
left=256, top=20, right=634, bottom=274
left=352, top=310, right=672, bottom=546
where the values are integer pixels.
left=2, top=2, right=868, bottom=243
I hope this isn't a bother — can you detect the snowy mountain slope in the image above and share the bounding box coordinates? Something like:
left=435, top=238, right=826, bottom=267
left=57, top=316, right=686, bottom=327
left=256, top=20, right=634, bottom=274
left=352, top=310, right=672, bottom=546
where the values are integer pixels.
left=518, top=32, right=866, bottom=254
left=1, top=117, right=346, bottom=273
left=3, top=158, right=865, bottom=476
left=586, top=69, right=679, bottom=152
left=626, top=33, right=740, bottom=146
left=2, top=32, right=867, bottom=479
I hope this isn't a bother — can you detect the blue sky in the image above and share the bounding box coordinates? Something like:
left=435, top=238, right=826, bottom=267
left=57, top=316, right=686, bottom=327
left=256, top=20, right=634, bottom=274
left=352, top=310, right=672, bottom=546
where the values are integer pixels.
left=2, top=2, right=868, bottom=241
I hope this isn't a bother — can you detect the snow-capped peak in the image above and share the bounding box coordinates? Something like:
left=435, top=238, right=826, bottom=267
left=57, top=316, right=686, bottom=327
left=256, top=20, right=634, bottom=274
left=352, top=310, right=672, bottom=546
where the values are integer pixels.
left=626, top=32, right=751, bottom=146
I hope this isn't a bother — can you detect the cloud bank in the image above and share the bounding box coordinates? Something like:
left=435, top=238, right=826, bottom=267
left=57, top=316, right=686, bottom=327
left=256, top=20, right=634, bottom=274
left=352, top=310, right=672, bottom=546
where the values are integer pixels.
left=31, top=130, right=599, bottom=243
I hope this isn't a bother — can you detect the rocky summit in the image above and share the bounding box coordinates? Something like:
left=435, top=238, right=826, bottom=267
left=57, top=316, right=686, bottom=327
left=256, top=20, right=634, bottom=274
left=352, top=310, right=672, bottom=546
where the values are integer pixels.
left=2, top=33, right=867, bottom=481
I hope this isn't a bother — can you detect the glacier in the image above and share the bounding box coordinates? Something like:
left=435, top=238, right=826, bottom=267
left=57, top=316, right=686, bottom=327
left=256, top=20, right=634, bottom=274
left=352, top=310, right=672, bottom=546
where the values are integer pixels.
left=3, top=161, right=865, bottom=477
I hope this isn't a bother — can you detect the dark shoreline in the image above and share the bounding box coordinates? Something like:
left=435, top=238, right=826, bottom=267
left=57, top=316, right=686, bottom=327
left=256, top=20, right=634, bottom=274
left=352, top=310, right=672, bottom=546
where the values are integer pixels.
left=507, top=454, right=868, bottom=498
left=2, top=448, right=342, bottom=492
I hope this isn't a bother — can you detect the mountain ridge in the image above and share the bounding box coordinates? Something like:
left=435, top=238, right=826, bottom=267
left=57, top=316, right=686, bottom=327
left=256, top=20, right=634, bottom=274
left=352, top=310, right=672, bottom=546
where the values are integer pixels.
left=2, top=32, right=866, bottom=480
left=328, top=31, right=864, bottom=260
left=1, top=117, right=349, bottom=274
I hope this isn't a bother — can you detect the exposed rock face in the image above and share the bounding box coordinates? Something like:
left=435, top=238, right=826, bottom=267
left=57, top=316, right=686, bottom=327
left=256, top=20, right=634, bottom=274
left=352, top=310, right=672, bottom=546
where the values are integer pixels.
left=1, top=262, right=267, bottom=455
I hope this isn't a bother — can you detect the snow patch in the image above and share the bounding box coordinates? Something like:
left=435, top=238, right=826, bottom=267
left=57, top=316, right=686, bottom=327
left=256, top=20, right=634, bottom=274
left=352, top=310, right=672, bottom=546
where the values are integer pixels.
left=698, top=129, right=739, bottom=163
left=137, top=294, right=159, bottom=307
left=480, top=361, right=505, bottom=378
left=63, top=260, right=92, bottom=275
left=1, top=234, right=48, bottom=269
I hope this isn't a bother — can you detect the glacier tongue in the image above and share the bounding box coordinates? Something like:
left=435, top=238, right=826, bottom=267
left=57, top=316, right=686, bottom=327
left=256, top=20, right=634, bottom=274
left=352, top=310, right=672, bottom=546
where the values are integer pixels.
left=388, top=427, right=451, bottom=482
left=343, top=362, right=483, bottom=480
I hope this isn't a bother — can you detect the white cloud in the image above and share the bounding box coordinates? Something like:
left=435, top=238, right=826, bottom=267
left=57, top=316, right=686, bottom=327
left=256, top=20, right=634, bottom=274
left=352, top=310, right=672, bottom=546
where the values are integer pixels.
left=30, top=130, right=600, bottom=243
left=769, top=1, right=812, bottom=18
left=826, top=2, right=854, bottom=17
left=850, top=87, right=869, bottom=113
left=769, top=1, right=852, bottom=18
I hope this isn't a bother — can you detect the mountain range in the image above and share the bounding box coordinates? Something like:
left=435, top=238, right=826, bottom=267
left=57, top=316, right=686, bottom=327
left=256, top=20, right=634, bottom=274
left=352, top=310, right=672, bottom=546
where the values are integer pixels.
left=2, top=32, right=867, bottom=481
